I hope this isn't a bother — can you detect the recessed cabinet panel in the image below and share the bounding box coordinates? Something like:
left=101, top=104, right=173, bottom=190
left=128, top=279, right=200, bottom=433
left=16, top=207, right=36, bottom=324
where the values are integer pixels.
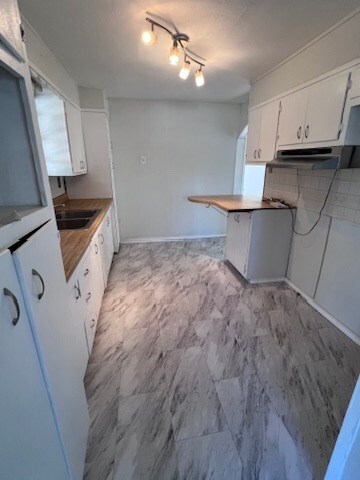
left=0, top=250, right=68, bottom=479
left=278, top=88, right=309, bottom=147
left=246, top=108, right=262, bottom=163
left=303, top=72, right=349, bottom=143
left=0, top=0, right=25, bottom=61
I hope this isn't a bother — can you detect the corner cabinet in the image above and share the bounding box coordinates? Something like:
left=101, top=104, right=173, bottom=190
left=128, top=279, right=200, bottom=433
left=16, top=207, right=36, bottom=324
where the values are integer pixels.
left=277, top=71, right=350, bottom=147
left=0, top=250, right=69, bottom=480
left=225, top=210, right=293, bottom=283
left=246, top=100, right=280, bottom=163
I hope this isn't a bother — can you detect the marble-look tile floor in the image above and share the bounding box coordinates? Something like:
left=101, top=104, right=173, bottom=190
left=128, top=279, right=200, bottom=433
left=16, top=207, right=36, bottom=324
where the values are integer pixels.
left=83, top=238, right=360, bottom=480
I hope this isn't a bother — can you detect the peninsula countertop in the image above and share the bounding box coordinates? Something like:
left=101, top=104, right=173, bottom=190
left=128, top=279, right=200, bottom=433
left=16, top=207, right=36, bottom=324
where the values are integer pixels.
left=188, top=195, right=279, bottom=213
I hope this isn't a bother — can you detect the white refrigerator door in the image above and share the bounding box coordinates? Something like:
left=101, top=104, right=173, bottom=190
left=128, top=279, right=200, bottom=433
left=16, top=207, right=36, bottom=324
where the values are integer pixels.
left=0, top=249, right=68, bottom=479
left=13, top=219, right=89, bottom=480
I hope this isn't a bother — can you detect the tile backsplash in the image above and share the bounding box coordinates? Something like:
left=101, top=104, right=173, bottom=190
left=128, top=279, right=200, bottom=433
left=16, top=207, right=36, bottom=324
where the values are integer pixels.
left=264, top=167, right=360, bottom=225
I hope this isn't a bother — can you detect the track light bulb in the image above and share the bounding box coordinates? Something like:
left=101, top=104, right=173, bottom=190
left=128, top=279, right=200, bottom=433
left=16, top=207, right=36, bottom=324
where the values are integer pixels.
left=169, top=42, right=180, bottom=66
left=195, top=68, right=205, bottom=87
left=142, top=28, right=157, bottom=46
left=179, top=60, right=191, bottom=80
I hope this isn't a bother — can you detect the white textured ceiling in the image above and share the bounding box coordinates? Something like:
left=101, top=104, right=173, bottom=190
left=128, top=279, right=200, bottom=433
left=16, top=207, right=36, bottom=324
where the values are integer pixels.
left=19, top=0, right=360, bottom=102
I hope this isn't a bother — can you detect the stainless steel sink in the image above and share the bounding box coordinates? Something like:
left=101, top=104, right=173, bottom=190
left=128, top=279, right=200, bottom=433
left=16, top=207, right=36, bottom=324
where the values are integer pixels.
left=55, top=209, right=99, bottom=220
left=56, top=209, right=100, bottom=230
left=57, top=218, right=92, bottom=230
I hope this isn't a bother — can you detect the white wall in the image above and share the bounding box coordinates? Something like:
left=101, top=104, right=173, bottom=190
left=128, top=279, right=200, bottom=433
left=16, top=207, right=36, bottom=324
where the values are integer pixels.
left=250, top=10, right=360, bottom=106
left=109, top=99, right=241, bottom=241
left=22, top=17, right=80, bottom=106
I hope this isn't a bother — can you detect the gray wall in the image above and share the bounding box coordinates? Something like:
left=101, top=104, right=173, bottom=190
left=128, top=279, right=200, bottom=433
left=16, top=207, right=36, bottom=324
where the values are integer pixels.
left=250, top=10, right=360, bottom=106
left=109, top=99, right=242, bottom=241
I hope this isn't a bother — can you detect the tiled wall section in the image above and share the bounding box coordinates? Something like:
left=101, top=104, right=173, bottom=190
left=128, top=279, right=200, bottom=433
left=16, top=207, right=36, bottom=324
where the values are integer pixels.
left=264, top=167, right=360, bottom=225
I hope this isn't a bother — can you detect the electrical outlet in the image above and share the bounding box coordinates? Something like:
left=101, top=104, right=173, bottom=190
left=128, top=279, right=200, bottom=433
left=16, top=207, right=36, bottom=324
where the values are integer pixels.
left=140, top=156, right=146, bottom=165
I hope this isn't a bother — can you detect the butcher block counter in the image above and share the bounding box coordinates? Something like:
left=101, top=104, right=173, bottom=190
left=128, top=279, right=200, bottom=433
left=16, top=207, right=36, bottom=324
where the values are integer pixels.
left=188, top=195, right=277, bottom=213
left=54, top=195, right=112, bottom=281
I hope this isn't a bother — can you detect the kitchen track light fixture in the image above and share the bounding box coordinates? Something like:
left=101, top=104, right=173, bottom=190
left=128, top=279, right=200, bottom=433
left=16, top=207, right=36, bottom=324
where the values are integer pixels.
left=141, top=16, right=206, bottom=87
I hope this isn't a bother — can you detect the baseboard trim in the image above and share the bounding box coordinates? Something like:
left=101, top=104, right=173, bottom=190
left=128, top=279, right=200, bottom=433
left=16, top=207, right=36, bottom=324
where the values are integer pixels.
left=248, top=277, right=286, bottom=284
left=285, top=279, right=360, bottom=346
left=121, top=234, right=226, bottom=244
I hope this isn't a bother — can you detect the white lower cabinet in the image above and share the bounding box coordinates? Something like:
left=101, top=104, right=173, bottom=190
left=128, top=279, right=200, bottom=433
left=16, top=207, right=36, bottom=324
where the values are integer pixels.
left=226, top=210, right=293, bottom=283
left=11, top=219, right=89, bottom=480
left=0, top=249, right=68, bottom=479
left=68, top=206, right=114, bottom=362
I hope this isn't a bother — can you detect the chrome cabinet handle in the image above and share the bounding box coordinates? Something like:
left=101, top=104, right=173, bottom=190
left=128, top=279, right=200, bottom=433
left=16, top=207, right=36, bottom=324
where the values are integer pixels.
left=258, top=149, right=261, bottom=159
left=32, top=269, right=45, bottom=300
left=94, top=243, right=98, bottom=254
left=253, top=149, right=257, bottom=159
left=100, top=234, right=104, bottom=245
left=297, top=126, right=302, bottom=139
left=86, top=292, right=91, bottom=302
left=305, top=125, right=309, bottom=139
left=84, top=268, right=89, bottom=277
left=106, top=217, right=110, bottom=227
left=90, top=318, right=96, bottom=329
left=4, top=288, right=20, bottom=326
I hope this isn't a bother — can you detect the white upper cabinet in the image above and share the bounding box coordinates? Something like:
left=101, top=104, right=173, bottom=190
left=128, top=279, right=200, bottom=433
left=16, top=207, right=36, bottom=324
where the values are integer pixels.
left=303, top=72, right=349, bottom=144
left=34, top=84, right=87, bottom=176
left=246, top=108, right=262, bottom=162
left=278, top=71, right=350, bottom=148
left=64, top=100, right=87, bottom=174
left=350, top=67, right=360, bottom=99
left=246, top=100, right=280, bottom=163
left=258, top=101, right=280, bottom=162
left=278, top=88, right=309, bottom=147
left=0, top=0, right=25, bottom=61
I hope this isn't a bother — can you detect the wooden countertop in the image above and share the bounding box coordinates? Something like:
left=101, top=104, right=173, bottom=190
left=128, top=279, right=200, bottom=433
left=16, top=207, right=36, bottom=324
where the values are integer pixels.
left=56, top=197, right=112, bottom=281
left=188, top=195, right=277, bottom=213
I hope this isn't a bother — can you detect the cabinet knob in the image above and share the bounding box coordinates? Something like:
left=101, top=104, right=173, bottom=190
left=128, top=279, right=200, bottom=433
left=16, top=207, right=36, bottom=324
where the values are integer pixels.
left=84, top=268, right=90, bottom=277
left=32, top=269, right=45, bottom=300
left=86, top=292, right=92, bottom=302
left=90, top=318, right=96, bottom=328
left=3, top=288, right=20, bottom=326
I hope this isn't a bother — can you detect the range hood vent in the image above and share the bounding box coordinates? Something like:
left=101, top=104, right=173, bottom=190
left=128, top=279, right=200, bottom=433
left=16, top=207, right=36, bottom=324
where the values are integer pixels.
left=269, top=146, right=360, bottom=170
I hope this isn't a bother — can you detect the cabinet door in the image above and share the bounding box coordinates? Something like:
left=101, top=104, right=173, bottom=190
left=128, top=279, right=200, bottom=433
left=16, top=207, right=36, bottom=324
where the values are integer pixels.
left=350, top=68, right=360, bottom=99
left=90, top=237, right=105, bottom=316
left=99, top=210, right=114, bottom=285
left=0, top=0, right=25, bottom=61
left=67, top=274, right=89, bottom=378
left=246, top=108, right=262, bottom=163
left=35, top=87, right=73, bottom=176
left=277, top=88, right=309, bottom=146
left=303, top=72, right=349, bottom=144
left=64, top=100, right=87, bottom=174
left=12, top=220, right=89, bottom=480
left=257, top=100, right=280, bottom=162
left=0, top=250, right=68, bottom=480
left=225, top=212, right=251, bottom=277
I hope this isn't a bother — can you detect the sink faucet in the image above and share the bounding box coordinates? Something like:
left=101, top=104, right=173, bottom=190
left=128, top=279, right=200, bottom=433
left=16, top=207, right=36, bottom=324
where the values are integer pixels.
left=54, top=203, right=65, bottom=209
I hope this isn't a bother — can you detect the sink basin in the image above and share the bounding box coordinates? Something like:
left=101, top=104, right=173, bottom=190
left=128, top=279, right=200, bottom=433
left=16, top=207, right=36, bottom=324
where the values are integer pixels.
left=55, top=209, right=100, bottom=220
left=56, top=218, right=92, bottom=230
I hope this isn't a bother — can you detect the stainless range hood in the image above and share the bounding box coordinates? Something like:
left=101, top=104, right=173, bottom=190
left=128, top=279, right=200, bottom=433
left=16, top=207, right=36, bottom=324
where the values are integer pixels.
left=269, top=146, right=360, bottom=170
